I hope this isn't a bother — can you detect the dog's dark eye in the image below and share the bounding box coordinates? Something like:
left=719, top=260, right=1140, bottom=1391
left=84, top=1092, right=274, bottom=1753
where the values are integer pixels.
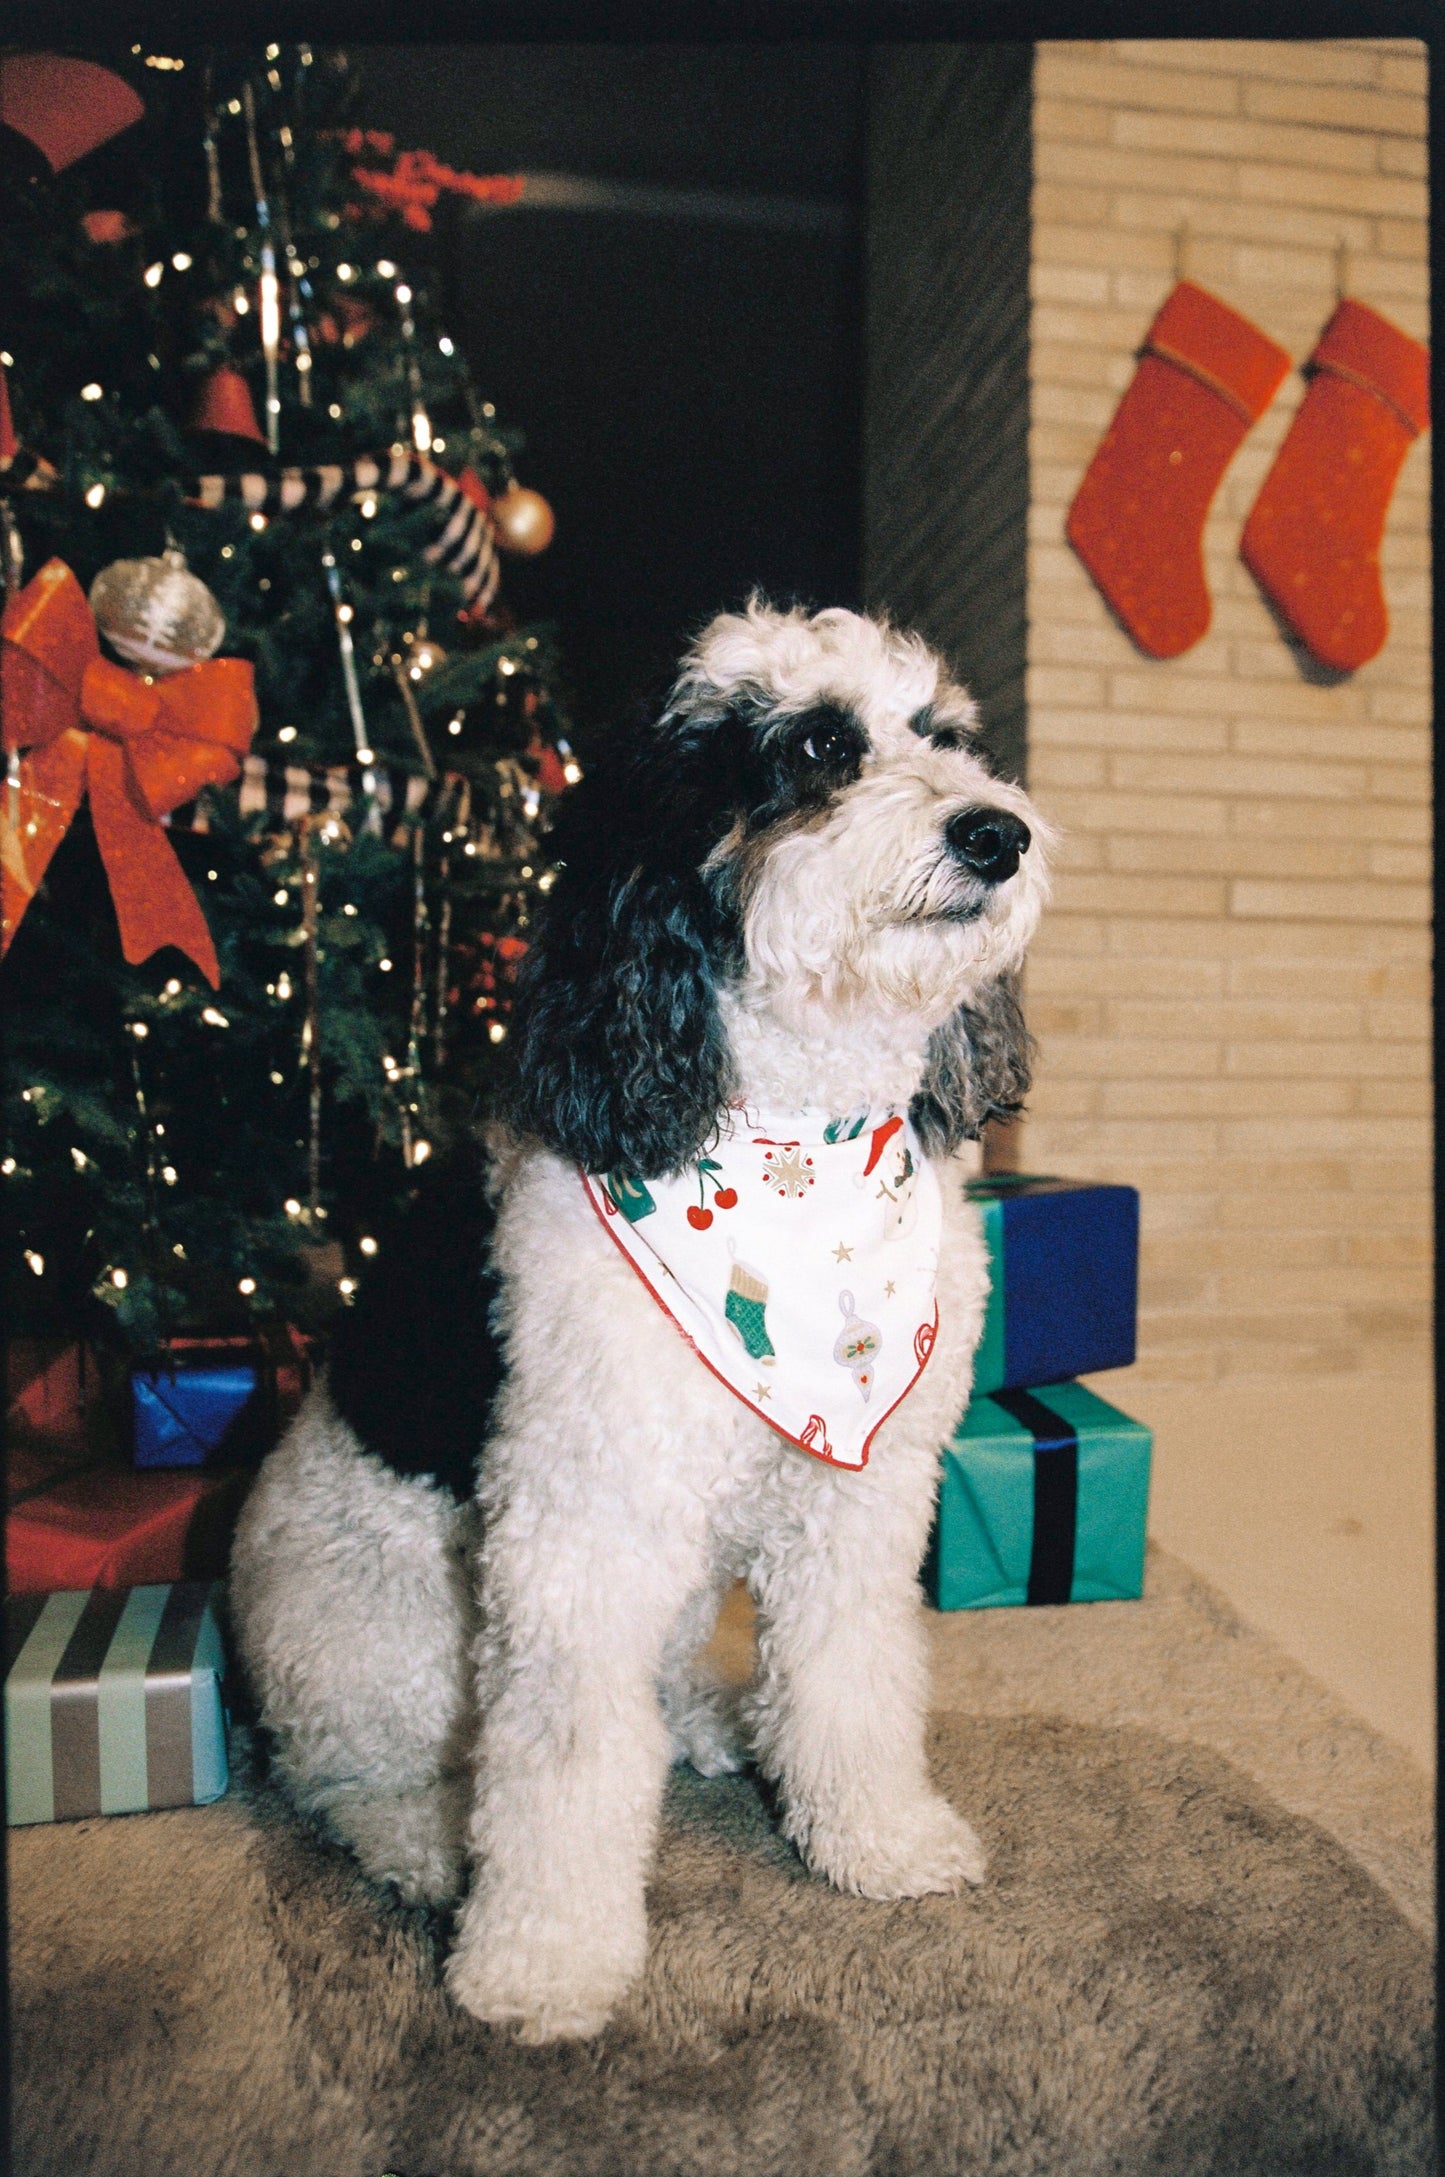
left=801, top=724, right=847, bottom=765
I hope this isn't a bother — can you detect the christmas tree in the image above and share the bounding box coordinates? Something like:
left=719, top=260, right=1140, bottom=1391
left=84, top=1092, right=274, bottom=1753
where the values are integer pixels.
left=0, top=44, right=578, bottom=1359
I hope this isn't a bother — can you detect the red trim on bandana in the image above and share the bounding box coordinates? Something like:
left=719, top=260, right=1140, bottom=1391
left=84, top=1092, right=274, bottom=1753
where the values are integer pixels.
left=581, top=1171, right=938, bottom=1471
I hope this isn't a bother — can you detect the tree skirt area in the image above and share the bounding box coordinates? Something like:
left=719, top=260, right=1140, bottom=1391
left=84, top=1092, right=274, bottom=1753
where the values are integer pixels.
left=11, top=1549, right=1434, bottom=2177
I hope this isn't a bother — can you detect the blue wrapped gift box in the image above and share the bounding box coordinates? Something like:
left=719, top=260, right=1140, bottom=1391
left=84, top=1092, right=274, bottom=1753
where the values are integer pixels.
left=967, top=1174, right=1139, bottom=1395
left=131, top=1358, right=258, bottom=1468
left=924, top=1381, right=1152, bottom=1611
left=5, top=1582, right=229, bottom=1824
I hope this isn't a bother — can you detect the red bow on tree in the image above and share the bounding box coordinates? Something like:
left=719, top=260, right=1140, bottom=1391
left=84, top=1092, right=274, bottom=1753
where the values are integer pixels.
left=1, top=559, right=258, bottom=986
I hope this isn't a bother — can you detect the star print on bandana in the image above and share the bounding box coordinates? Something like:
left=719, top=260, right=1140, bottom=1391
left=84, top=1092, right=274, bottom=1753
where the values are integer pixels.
left=582, top=1104, right=941, bottom=1470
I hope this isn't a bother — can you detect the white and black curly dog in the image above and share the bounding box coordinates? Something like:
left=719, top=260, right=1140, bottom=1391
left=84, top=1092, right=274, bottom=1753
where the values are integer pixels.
left=231, top=599, right=1053, bottom=2042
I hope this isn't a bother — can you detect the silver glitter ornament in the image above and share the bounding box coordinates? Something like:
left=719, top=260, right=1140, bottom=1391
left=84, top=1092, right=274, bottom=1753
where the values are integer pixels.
left=89, top=549, right=226, bottom=678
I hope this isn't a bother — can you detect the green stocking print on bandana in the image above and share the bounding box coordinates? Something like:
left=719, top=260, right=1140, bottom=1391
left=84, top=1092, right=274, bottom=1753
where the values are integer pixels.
left=585, top=1104, right=942, bottom=1470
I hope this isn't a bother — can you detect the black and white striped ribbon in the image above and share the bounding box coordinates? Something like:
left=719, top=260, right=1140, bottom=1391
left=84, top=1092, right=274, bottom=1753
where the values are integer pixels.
left=188, top=450, right=500, bottom=608
left=168, top=751, right=432, bottom=833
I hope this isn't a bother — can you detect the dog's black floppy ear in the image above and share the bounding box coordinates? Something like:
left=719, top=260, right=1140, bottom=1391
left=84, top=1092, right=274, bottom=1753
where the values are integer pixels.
left=910, top=973, right=1034, bottom=1154
left=502, top=708, right=750, bottom=1179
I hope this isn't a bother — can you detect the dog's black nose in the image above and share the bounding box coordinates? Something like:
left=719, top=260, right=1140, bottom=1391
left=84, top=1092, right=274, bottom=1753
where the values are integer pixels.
left=944, top=807, right=1031, bottom=885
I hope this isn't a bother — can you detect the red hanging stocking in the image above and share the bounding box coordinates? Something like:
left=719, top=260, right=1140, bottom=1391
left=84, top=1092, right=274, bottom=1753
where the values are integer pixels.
left=1066, top=281, right=1291, bottom=658
left=1239, top=300, right=1430, bottom=673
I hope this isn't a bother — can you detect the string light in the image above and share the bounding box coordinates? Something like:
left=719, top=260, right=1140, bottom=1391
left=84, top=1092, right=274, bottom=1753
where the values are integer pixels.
left=411, top=1140, right=432, bottom=1165
left=1, top=1158, right=14, bottom=1175
left=336, top=263, right=355, bottom=282
left=488, top=1022, right=507, bottom=1044
left=80, top=383, right=102, bottom=401
left=378, top=957, right=393, bottom=972
left=144, top=262, right=164, bottom=288
left=233, top=289, right=250, bottom=315
left=249, top=512, right=267, bottom=531
left=238, top=1276, right=257, bottom=1295
left=284, top=1197, right=302, bottom=1216
left=328, top=403, right=343, bottom=420
left=24, top=1250, right=43, bottom=1276
left=70, top=1147, right=90, bottom=1171
left=375, top=259, right=396, bottom=278
left=448, top=716, right=463, bottom=736
left=84, top=484, right=106, bottom=508
left=278, top=725, right=297, bottom=743
left=275, top=973, right=292, bottom=1001
left=162, top=1166, right=177, bottom=1185
left=163, top=979, right=181, bottom=997
left=438, top=336, right=454, bottom=356
left=110, top=1268, right=128, bottom=1289
left=171, top=251, right=192, bottom=271
left=274, top=889, right=289, bottom=907
left=360, top=496, right=377, bottom=518
left=270, top=1071, right=285, bottom=1086
left=129, top=1020, right=149, bottom=1039
left=200, top=1006, right=229, bottom=1027
left=339, top=1275, right=357, bottom=1298
left=359, top=1236, right=378, bottom=1256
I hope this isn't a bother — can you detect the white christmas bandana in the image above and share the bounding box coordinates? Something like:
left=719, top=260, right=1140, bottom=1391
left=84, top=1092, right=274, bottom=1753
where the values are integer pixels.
left=582, top=1104, right=941, bottom=1470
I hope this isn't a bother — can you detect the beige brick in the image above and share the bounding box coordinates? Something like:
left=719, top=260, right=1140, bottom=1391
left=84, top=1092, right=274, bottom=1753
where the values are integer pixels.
left=1368, top=844, right=1430, bottom=881
left=1110, top=752, right=1368, bottom=800
left=1224, top=1040, right=1424, bottom=1079
left=1229, top=877, right=1429, bottom=923
left=1108, top=996, right=1363, bottom=1039
left=1028, top=339, right=1129, bottom=390
left=1230, top=799, right=1429, bottom=847
left=1226, top=958, right=1428, bottom=1001
left=1030, top=381, right=1117, bottom=430
left=1369, top=765, right=1433, bottom=806
left=1033, top=96, right=1114, bottom=145
left=1229, top=243, right=1336, bottom=291
left=1107, top=41, right=1385, bottom=89
left=1032, top=181, right=1114, bottom=225
left=1242, top=79, right=1426, bottom=134
left=1217, top=1115, right=1425, bottom=1156
left=1106, top=834, right=1369, bottom=881
left=1230, top=717, right=1427, bottom=763
left=1112, top=109, right=1378, bottom=172
left=1034, top=222, right=1173, bottom=272
left=1034, top=139, right=1237, bottom=199
left=1379, top=137, right=1428, bottom=178
left=1029, top=952, right=1226, bottom=998
left=1036, top=711, right=1232, bottom=755
left=1234, top=161, right=1426, bottom=218
left=1354, top=1081, right=1433, bottom=1118
left=1112, top=192, right=1377, bottom=252
left=1032, top=300, right=1163, bottom=347
left=1036, top=52, right=1241, bottom=114
left=1038, top=1034, right=1222, bottom=1078
left=1026, top=665, right=1107, bottom=706
left=1345, top=1231, right=1431, bottom=1268
left=1055, top=832, right=1106, bottom=873
left=1045, top=790, right=1230, bottom=836
left=1097, top=1079, right=1355, bottom=1121
left=1054, top=872, right=1229, bottom=918
left=1027, top=747, right=1109, bottom=790
left=1377, top=53, right=1428, bottom=96
left=1364, top=1000, right=1429, bottom=1039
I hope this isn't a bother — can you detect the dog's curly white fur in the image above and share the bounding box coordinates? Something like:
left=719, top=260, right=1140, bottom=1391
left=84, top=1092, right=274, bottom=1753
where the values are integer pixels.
left=230, top=600, right=1054, bottom=2043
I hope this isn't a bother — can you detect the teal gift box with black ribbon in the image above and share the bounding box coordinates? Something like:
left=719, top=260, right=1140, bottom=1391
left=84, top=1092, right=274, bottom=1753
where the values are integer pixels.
left=924, top=1382, right=1151, bottom=1610
left=4, top=1582, right=229, bottom=1825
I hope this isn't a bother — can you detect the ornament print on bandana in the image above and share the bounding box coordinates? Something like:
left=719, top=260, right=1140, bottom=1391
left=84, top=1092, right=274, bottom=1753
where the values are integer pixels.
left=584, top=1103, right=942, bottom=1470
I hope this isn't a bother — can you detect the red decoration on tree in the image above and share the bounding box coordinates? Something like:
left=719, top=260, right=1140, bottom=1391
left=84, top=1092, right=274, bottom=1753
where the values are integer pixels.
left=1066, top=282, right=1291, bottom=659
left=188, top=366, right=267, bottom=445
left=81, top=210, right=137, bottom=245
left=2, top=560, right=258, bottom=985
left=0, top=53, right=144, bottom=174
left=1239, top=301, right=1430, bottom=674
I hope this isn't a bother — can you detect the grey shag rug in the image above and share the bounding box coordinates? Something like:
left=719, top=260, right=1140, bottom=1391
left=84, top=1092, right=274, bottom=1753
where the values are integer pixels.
left=12, top=1698, right=1434, bottom=2177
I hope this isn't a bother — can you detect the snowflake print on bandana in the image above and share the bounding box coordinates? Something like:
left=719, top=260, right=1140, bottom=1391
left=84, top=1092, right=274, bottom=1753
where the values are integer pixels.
left=758, top=1139, right=816, bottom=1199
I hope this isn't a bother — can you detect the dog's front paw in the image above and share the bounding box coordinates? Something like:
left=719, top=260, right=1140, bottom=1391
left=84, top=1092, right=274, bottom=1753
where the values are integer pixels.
left=445, top=1908, right=641, bottom=2042
left=806, top=1793, right=987, bottom=1900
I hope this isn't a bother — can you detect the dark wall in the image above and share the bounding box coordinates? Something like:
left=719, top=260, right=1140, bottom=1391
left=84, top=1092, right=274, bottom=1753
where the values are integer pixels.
left=355, top=46, right=865, bottom=737
left=863, top=46, right=1032, bottom=783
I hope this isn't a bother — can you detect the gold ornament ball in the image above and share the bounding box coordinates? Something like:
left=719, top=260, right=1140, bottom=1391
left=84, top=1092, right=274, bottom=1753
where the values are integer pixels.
left=490, top=485, right=554, bottom=556
left=403, top=635, right=447, bottom=683
left=89, top=549, right=226, bottom=677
